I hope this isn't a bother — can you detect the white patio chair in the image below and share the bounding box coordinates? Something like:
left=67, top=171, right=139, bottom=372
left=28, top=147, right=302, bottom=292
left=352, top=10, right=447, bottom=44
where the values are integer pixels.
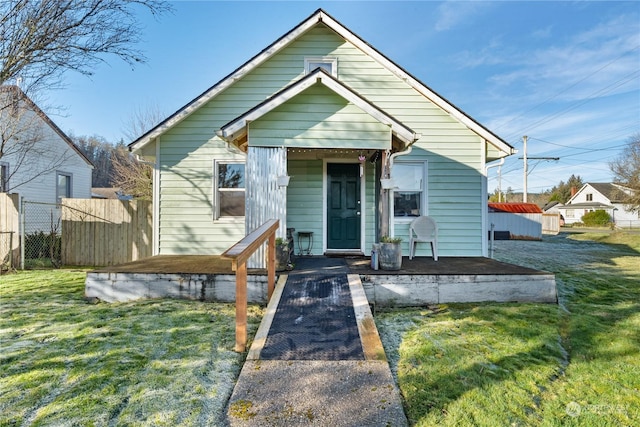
left=409, top=216, right=438, bottom=261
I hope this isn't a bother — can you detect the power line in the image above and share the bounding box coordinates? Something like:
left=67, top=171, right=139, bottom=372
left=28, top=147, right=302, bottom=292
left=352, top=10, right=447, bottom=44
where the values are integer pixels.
left=504, top=69, right=640, bottom=141
left=493, top=44, right=640, bottom=133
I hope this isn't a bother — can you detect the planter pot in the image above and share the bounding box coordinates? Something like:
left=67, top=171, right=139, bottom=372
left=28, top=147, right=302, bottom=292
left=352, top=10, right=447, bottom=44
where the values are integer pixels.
left=275, top=245, right=289, bottom=271
left=378, top=242, right=402, bottom=270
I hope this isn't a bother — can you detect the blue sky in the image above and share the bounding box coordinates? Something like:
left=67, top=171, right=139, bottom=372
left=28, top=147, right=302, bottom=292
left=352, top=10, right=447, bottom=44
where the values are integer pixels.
left=45, top=0, right=639, bottom=195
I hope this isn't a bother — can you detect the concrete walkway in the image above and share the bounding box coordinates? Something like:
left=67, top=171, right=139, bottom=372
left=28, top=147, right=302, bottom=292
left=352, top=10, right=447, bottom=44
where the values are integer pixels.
left=226, top=264, right=408, bottom=426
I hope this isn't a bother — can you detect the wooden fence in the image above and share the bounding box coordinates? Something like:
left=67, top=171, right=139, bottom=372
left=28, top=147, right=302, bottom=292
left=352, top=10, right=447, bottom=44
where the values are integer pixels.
left=542, top=213, right=561, bottom=235
left=0, top=193, right=20, bottom=269
left=62, top=199, right=152, bottom=266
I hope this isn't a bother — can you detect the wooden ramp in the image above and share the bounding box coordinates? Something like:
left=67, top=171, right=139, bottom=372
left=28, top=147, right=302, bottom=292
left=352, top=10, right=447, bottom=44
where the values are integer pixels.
left=226, top=273, right=406, bottom=426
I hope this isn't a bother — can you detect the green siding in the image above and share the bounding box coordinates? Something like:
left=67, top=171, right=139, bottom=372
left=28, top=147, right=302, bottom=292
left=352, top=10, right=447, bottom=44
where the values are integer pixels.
left=249, top=84, right=391, bottom=149
left=156, top=23, right=489, bottom=256
left=286, top=160, right=323, bottom=255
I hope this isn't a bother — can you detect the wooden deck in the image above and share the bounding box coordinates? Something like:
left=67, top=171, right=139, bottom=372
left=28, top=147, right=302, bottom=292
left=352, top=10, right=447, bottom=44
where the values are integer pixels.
left=92, top=254, right=547, bottom=276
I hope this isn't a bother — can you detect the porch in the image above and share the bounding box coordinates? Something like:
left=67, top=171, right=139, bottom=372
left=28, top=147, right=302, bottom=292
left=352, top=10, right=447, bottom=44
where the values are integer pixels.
left=85, top=255, right=557, bottom=305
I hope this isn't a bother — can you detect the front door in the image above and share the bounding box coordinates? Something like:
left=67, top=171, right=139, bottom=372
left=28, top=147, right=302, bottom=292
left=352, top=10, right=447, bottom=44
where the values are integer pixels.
left=327, top=163, right=361, bottom=250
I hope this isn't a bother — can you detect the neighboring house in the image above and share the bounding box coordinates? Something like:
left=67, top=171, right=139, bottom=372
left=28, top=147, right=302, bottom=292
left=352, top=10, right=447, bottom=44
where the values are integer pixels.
left=0, top=86, right=93, bottom=231
left=91, top=187, right=133, bottom=200
left=129, top=9, right=516, bottom=263
left=558, top=182, right=639, bottom=228
left=488, top=203, right=543, bottom=240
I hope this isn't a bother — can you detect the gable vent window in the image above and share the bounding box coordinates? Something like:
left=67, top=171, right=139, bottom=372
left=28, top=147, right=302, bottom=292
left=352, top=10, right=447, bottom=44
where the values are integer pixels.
left=586, top=193, right=593, bottom=201
left=304, top=57, right=337, bottom=77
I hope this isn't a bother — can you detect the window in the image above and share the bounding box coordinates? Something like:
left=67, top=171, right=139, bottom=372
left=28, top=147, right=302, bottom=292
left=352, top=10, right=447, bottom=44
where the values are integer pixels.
left=566, top=209, right=574, bottom=218
left=392, top=162, right=427, bottom=218
left=586, top=193, right=593, bottom=201
left=304, top=57, right=337, bottom=77
left=0, top=162, right=8, bottom=192
left=56, top=172, right=72, bottom=203
left=215, top=162, right=245, bottom=218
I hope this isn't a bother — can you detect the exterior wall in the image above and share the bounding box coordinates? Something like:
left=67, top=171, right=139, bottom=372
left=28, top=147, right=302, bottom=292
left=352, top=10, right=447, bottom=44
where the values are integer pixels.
left=155, top=24, right=489, bottom=256
left=488, top=212, right=543, bottom=240
left=286, top=159, right=323, bottom=255
left=249, top=84, right=392, bottom=150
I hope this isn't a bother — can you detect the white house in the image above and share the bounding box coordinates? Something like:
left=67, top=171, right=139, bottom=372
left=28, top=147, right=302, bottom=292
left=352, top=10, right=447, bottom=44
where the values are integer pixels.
left=0, top=86, right=93, bottom=232
left=558, top=183, right=639, bottom=228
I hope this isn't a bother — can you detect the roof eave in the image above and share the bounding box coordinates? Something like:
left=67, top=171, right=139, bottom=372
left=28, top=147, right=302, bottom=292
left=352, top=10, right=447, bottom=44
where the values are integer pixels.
left=217, top=68, right=419, bottom=149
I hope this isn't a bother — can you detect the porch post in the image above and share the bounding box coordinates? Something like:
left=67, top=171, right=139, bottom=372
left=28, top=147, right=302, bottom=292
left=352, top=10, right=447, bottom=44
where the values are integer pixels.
left=379, top=150, right=390, bottom=239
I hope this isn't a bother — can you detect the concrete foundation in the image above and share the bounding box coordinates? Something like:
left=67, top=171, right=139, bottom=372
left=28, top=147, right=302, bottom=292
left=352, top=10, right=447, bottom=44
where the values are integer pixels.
left=85, top=271, right=557, bottom=305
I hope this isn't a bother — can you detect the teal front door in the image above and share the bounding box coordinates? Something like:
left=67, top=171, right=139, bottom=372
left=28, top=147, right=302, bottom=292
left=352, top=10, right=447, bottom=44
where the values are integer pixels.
left=327, top=163, right=361, bottom=250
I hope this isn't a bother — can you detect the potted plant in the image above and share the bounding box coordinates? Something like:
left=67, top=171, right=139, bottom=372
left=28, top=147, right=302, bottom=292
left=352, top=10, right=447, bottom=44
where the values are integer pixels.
left=274, top=237, right=291, bottom=271
left=378, top=235, right=402, bottom=270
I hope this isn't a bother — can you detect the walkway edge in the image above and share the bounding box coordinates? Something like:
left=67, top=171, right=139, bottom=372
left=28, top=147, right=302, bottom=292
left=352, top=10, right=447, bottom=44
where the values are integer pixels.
left=348, top=274, right=387, bottom=361
left=246, top=274, right=288, bottom=361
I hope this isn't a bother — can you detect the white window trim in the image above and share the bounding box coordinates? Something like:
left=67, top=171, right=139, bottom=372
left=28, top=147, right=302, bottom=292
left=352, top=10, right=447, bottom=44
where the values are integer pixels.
left=56, top=171, right=72, bottom=203
left=392, top=160, right=428, bottom=224
left=304, top=56, right=338, bottom=77
left=213, top=160, right=246, bottom=221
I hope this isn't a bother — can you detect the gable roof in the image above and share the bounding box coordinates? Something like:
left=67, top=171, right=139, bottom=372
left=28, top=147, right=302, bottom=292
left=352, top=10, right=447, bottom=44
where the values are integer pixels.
left=217, top=67, right=419, bottom=149
left=129, top=8, right=515, bottom=157
left=567, top=182, right=633, bottom=204
left=1, top=86, right=94, bottom=168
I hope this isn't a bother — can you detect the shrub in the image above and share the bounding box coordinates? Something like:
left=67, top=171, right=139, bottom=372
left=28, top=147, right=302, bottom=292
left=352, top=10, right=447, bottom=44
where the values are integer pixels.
left=581, top=210, right=611, bottom=226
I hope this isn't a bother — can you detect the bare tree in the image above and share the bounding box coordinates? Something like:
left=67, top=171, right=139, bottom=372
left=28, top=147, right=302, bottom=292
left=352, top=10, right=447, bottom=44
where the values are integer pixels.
left=122, top=103, right=165, bottom=143
left=610, top=134, right=640, bottom=212
left=1, top=0, right=171, bottom=94
left=111, top=143, right=152, bottom=200
left=109, top=103, right=164, bottom=199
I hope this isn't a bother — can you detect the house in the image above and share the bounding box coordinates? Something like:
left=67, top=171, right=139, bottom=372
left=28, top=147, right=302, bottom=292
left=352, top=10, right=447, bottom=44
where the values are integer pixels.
left=129, top=9, right=516, bottom=264
left=0, top=86, right=93, bottom=232
left=558, top=182, right=639, bottom=228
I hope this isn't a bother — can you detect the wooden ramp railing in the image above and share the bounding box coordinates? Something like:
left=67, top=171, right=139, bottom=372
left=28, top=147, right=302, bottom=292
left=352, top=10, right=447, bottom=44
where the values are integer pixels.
left=221, top=219, right=279, bottom=352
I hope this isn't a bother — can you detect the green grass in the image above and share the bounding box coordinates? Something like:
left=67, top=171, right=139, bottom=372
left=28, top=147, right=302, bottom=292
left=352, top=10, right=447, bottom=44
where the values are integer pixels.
left=377, top=232, right=640, bottom=426
left=0, top=270, right=263, bottom=426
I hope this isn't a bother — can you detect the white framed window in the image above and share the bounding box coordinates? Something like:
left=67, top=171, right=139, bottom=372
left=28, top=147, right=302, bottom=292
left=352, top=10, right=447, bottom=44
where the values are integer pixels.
left=566, top=209, right=574, bottom=218
left=392, top=161, right=427, bottom=219
left=56, top=172, right=72, bottom=203
left=214, top=161, right=245, bottom=219
left=0, top=162, right=8, bottom=192
left=304, top=57, right=338, bottom=77
left=586, top=193, right=593, bottom=201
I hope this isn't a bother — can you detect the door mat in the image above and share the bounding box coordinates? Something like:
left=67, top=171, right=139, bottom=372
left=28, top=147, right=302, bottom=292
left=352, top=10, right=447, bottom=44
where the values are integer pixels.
left=260, top=274, right=364, bottom=360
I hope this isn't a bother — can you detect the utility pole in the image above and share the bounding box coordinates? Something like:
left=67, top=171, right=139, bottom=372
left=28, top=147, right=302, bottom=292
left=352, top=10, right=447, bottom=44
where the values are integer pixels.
left=523, top=135, right=528, bottom=202
left=498, top=164, right=503, bottom=202
left=518, top=135, right=560, bottom=203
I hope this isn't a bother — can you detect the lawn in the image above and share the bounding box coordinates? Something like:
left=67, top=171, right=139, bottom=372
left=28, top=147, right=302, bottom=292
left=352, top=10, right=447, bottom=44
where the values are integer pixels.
left=0, top=270, right=263, bottom=426
left=1, top=232, right=638, bottom=426
left=376, top=231, right=640, bottom=426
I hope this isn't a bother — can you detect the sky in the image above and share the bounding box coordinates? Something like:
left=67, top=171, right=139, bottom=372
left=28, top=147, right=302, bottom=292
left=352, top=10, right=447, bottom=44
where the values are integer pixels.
left=43, top=0, right=640, bottom=195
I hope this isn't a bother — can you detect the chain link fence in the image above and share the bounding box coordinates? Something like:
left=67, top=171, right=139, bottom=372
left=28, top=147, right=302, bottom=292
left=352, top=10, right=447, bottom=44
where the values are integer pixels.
left=21, top=200, right=63, bottom=269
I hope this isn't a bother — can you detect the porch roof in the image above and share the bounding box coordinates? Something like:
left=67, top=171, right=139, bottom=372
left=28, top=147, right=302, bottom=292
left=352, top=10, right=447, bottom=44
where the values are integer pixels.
left=216, top=68, right=419, bottom=151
